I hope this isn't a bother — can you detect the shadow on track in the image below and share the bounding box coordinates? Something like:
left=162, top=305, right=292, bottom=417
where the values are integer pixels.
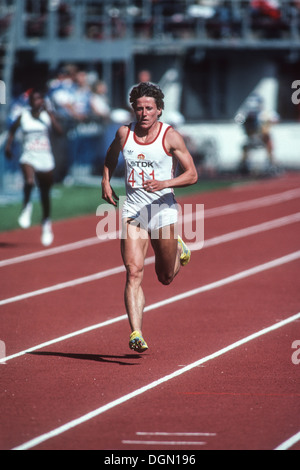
left=28, top=350, right=144, bottom=366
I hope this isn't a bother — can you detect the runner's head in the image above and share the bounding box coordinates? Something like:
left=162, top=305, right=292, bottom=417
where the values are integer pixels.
left=29, top=89, right=45, bottom=111
left=130, top=82, right=164, bottom=119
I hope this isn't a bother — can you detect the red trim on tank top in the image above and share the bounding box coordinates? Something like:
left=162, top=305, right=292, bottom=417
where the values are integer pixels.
left=122, top=124, right=131, bottom=150
left=163, top=125, right=173, bottom=156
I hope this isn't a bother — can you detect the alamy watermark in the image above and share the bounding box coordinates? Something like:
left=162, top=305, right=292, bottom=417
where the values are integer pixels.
left=291, top=80, right=300, bottom=105
left=0, top=340, right=6, bottom=363
left=0, top=80, right=6, bottom=105
left=291, top=340, right=300, bottom=365
left=96, top=197, right=204, bottom=247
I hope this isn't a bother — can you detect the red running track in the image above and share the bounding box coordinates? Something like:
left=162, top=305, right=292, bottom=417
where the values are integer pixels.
left=0, top=172, right=300, bottom=451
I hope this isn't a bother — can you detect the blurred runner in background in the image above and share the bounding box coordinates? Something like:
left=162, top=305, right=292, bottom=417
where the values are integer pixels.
left=5, top=89, right=62, bottom=246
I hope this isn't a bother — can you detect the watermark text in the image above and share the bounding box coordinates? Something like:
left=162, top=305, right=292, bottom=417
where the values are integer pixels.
left=96, top=197, right=204, bottom=247
left=291, top=80, right=300, bottom=105
left=0, top=340, right=6, bottom=364
left=0, top=80, right=6, bottom=105
left=291, top=340, right=300, bottom=365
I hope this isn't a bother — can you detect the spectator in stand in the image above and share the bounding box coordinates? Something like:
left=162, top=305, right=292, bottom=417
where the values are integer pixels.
left=90, top=81, right=111, bottom=121
left=71, top=70, right=92, bottom=121
left=127, top=70, right=153, bottom=109
left=239, top=94, right=279, bottom=174
left=49, top=64, right=78, bottom=120
left=7, top=89, right=32, bottom=126
left=50, top=67, right=92, bottom=122
left=57, top=1, right=73, bottom=37
left=138, top=70, right=152, bottom=83
left=250, top=0, right=282, bottom=38
left=251, top=0, right=281, bottom=20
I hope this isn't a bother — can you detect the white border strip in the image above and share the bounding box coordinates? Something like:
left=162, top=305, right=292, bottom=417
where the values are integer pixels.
left=2, top=250, right=300, bottom=364
left=274, top=431, right=300, bottom=450
left=13, top=311, right=300, bottom=450
left=1, top=212, right=300, bottom=307
left=1, top=188, right=300, bottom=268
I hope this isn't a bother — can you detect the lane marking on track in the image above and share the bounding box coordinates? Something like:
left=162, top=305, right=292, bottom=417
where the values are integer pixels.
left=190, top=211, right=300, bottom=251
left=130, top=432, right=217, bottom=446
left=136, top=432, right=217, bottom=436
left=121, top=440, right=206, bottom=446
left=1, top=188, right=300, bottom=268
left=274, top=431, right=300, bottom=450
left=12, top=311, right=300, bottom=450
left=1, top=250, right=300, bottom=364
left=1, top=212, right=300, bottom=307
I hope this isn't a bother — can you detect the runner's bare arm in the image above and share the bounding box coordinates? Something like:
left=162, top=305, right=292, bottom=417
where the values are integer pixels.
left=5, top=116, right=21, bottom=159
left=143, top=128, right=198, bottom=192
left=101, top=126, right=128, bottom=206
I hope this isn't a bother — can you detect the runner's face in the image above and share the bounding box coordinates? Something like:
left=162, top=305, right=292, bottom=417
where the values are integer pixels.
left=134, top=97, right=161, bottom=130
left=30, top=93, right=44, bottom=111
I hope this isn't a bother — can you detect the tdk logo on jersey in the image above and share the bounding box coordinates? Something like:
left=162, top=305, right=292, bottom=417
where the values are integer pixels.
left=129, top=154, right=154, bottom=168
left=129, top=159, right=154, bottom=168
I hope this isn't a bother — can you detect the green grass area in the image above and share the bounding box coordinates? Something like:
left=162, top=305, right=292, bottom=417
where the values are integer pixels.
left=0, top=178, right=250, bottom=233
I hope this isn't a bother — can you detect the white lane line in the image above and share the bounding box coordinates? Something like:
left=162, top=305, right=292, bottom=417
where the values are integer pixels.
left=1, top=250, right=300, bottom=364
left=12, top=311, right=300, bottom=450
left=136, top=432, right=216, bottom=436
left=190, top=212, right=300, bottom=251
left=0, top=264, right=127, bottom=307
left=121, top=440, right=206, bottom=446
left=133, top=432, right=216, bottom=446
left=0, top=234, right=121, bottom=268
left=202, top=188, right=300, bottom=218
left=1, top=212, right=300, bottom=307
left=274, top=431, right=300, bottom=450
left=1, top=188, right=300, bottom=268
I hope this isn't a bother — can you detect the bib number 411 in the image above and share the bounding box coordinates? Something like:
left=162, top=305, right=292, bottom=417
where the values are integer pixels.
left=128, top=169, right=155, bottom=187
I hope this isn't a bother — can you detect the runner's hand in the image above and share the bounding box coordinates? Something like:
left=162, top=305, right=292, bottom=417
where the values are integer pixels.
left=102, top=183, right=119, bottom=206
left=143, top=179, right=166, bottom=193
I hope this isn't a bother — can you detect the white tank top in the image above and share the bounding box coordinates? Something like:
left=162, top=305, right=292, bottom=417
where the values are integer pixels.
left=122, top=122, right=175, bottom=207
left=20, top=109, right=52, bottom=157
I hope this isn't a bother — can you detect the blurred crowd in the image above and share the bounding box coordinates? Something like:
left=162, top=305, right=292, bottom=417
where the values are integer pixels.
left=1, top=1, right=299, bottom=42
left=7, top=65, right=121, bottom=126
left=48, top=65, right=112, bottom=123
left=6, top=64, right=133, bottom=181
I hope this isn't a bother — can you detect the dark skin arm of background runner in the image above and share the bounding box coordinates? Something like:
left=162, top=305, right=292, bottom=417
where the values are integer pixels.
left=5, top=116, right=21, bottom=159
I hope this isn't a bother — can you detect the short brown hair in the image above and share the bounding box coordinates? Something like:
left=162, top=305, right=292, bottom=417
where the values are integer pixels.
left=129, top=82, right=165, bottom=116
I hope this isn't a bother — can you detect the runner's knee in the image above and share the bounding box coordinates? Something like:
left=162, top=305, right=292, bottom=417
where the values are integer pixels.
left=24, top=178, right=35, bottom=188
left=126, top=264, right=144, bottom=284
left=156, top=270, right=174, bottom=286
left=24, top=181, right=34, bottom=191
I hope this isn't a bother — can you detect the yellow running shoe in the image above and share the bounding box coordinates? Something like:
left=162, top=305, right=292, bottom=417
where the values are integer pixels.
left=178, top=235, right=191, bottom=266
left=129, top=331, right=148, bottom=353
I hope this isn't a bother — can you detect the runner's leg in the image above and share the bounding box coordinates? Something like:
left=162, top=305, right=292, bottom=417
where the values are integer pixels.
left=20, top=164, right=35, bottom=208
left=36, top=171, right=54, bottom=223
left=150, top=223, right=181, bottom=285
left=121, top=219, right=149, bottom=334
left=36, top=171, right=54, bottom=246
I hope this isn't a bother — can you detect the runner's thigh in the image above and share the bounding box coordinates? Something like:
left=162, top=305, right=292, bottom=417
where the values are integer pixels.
left=151, top=224, right=178, bottom=275
left=121, top=219, right=149, bottom=274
